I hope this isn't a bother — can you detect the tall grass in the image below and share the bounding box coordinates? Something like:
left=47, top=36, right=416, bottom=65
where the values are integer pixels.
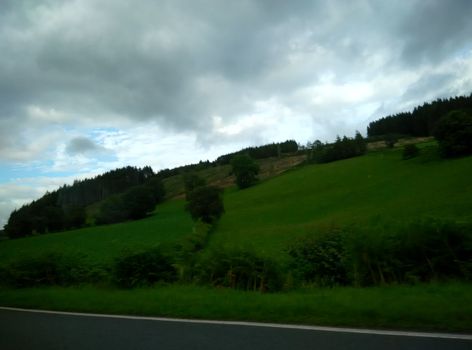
left=0, top=283, right=471, bottom=331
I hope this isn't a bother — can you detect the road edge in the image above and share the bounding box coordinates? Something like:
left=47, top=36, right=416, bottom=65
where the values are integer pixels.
left=1, top=306, right=471, bottom=340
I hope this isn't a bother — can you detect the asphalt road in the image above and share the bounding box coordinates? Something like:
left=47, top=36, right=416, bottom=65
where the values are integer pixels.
left=0, top=307, right=471, bottom=350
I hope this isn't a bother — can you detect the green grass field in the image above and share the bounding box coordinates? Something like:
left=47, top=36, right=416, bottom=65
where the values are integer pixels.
left=0, top=200, right=193, bottom=265
left=0, top=142, right=471, bottom=331
left=209, top=144, right=472, bottom=258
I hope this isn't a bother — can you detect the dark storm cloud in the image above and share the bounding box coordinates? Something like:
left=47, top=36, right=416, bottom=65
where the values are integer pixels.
left=0, top=0, right=471, bottom=161
left=399, top=0, right=472, bottom=65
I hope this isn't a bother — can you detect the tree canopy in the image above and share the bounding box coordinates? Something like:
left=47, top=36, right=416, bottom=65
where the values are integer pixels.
left=185, top=186, right=224, bottom=224
left=367, top=94, right=472, bottom=137
left=231, top=154, right=260, bottom=189
left=434, top=109, right=472, bottom=158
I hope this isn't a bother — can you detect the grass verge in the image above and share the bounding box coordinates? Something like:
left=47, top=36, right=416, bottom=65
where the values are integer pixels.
left=0, top=282, right=471, bottom=333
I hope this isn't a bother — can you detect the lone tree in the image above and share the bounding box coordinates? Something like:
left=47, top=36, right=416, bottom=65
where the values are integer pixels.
left=231, top=154, right=260, bottom=189
left=434, top=110, right=472, bottom=157
left=183, top=172, right=206, bottom=199
left=186, top=186, right=224, bottom=224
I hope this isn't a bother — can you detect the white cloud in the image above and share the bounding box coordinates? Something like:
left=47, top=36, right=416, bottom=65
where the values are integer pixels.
left=0, top=0, right=472, bottom=227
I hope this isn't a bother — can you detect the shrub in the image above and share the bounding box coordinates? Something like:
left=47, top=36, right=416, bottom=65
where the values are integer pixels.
left=145, top=177, right=166, bottom=203
left=231, top=154, right=260, bottom=189
left=95, top=195, right=128, bottom=225
left=122, top=186, right=156, bottom=220
left=385, top=134, right=398, bottom=148
left=288, top=220, right=472, bottom=287
left=197, top=248, right=283, bottom=292
left=114, top=248, right=177, bottom=288
left=183, top=173, right=206, bottom=199
left=402, top=144, right=420, bottom=159
left=344, top=220, right=472, bottom=285
left=186, top=186, right=224, bottom=224
left=394, top=219, right=472, bottom=282
left=287, top=228, right=349, bottom=286
left=0, top=253, right=105, bottom=287
left=434, top=109, right=472, bottom=157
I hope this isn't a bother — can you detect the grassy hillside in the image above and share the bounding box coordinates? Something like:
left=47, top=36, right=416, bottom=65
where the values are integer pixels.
left=1, top=142, right=471, bottom=265
left=208, top=143, right=472, bottom=258
left=0, top=200, right=193, bottom=265
left=0, top=142, right=471, bottom=331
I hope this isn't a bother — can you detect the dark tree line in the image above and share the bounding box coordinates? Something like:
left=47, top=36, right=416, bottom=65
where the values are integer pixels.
left=367, top=94, right=472, bottom=137
left=307, top=132, right=367, bottom=164
left=58, top=166, right=154, bottom=209
left=5, top=166, right=162, bottom=238
left=146, top=140, right=298, bottom=182
left=95, top=178, right=165, bottom=225
left=216, top=140, right=298, bottom=165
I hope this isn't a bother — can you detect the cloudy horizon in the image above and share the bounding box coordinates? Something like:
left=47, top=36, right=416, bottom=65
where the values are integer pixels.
left=1, top=0, right=472, bottom=228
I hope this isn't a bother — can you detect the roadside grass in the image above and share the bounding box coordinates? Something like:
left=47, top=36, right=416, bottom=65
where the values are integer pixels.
left=209, top=145, right=472, bottom=259
left=0, top=200, right=193, bottom=265
left=0, top=282, right=471, bottom=332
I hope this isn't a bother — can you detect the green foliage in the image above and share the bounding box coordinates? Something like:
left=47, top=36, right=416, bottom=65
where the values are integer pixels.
left=113, top=248, right=177, bottom=288
left=95, top=195, right=128, bottom=225
left=197, top=248, right=283, bottom=292
left=384, top=134, right=398, bottom=148
left=308, top=132, right=366, bottom=164
left=185, top=186, right=224, bottom=223
left=145, top=176, right=166, bottom=203
left=64, top=206, right=87, bottom=228
left=0, top=253, right=107, bottom=288
left=231, top=154, right=260, bottom=189
left=95, top=185, right=157, bottom=224
left=183, top=172, right=206, bottom=199
left=216, top=140, right=298, bottom=165
left=434, top=109, right=472, bottom=157
left=174, top=221, right=213, bottom=282
left=402, top=143, right=420, bottom=159
left=4, top=166, right=156, bottom=238
left=288, top=220, right=472, bottom=287
left=288, top=228, right=348, bottom=286
left=368, top=93, right=472, bottom=137
left=122, top=186, right=156, bottom=220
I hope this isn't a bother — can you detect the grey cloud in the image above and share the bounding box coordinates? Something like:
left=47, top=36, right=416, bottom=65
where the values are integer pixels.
left=399, top=0, right=472, bottom=65
left=66, top=137, right=108, bottom=155
left=402, top=73, right=457, bottom=103
left=0, top=0, right=471, bottom=159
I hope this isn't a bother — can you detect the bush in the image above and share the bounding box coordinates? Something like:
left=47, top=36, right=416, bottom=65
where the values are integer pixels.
left=287, top=229, right=349, bottom=286
left=344, top=220, right=472, bottom=285
left=402, top=144, right=420, bottom=159
left=186, top=186, right=224, bottom=224
left=197, top=248, right=283, bottom=292
left=0, top=253, right=106, bottom=287
left=145, top=177, right=166, bottom=203
left=183, top=173, right=206, bottom=199
left=122, top=186, right=156, bottom=220
left=114, top=248, right=177, bottom=288
left=231, top=154, right=260, bottom=189
left=395, top=220, right=472, bottom=282
left=288, top=220, right=472, bottom=287
left=434, top=110, right=472, bottom=157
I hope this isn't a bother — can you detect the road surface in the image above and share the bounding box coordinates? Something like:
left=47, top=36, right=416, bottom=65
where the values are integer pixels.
left=0, top=307, right=471, bottom=349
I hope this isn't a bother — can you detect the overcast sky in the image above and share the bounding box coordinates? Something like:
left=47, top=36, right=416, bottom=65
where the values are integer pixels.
left=1, top=0, right=472, bottom=227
